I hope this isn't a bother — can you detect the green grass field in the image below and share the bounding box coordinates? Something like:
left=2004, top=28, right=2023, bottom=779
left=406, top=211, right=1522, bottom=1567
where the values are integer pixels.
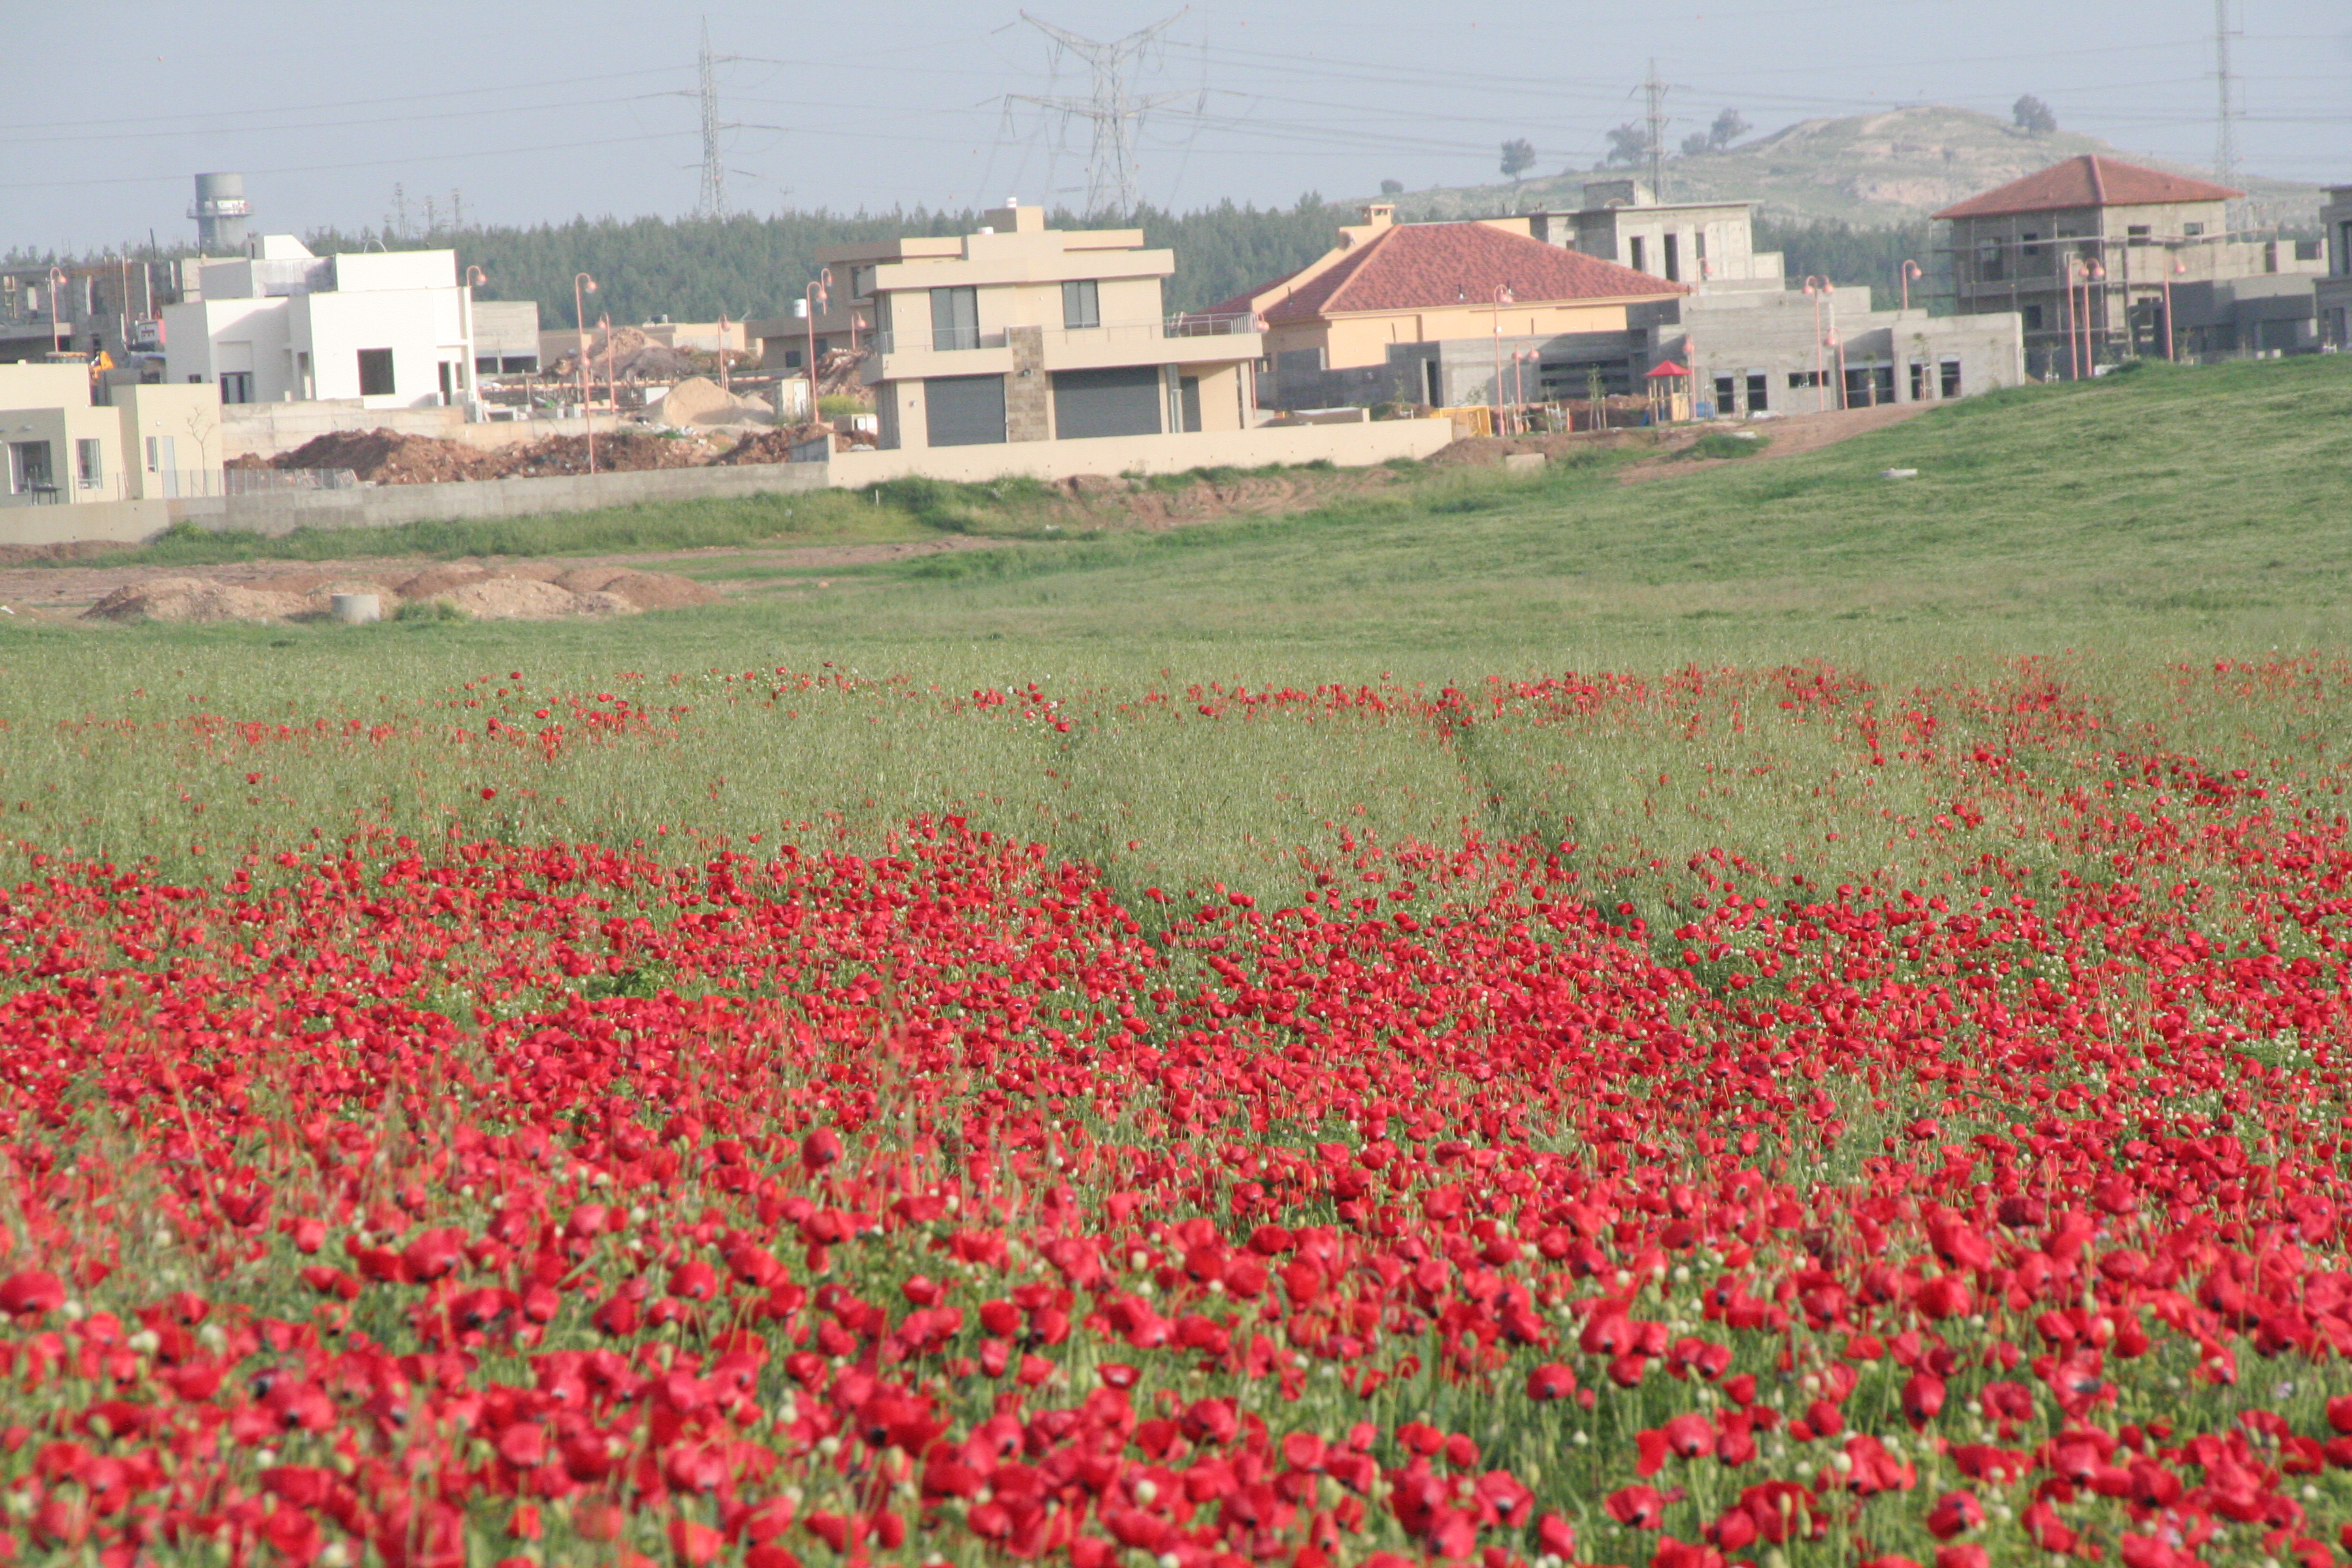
left=1, top=354, right=2348, bottom=897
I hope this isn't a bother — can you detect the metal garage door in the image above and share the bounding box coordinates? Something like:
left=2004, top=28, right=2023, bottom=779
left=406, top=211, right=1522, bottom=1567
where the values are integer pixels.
left=925, top=374, right=1007, bottom=447
left=1051, top=365, right=1163, bottom=440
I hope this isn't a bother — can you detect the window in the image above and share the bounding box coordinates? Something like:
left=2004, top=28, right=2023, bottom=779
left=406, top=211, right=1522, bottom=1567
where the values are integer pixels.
left=75, top=438, right=102, bottom=489
left=356, top=348, right=395, bottom=396
left=1787, top=369, right=1823, bottom=389
left=219, top=372, right=253, bottom=404
left=1940, top=358, right=1963, bottom=398
left=8, top=440, right=53, bottom=497
left=2183, top=222, right=2204, bottom=238
left=2127, top=225, right=2152, bottom=246
left=1744, top=372, right=1767, bottom=412
left=2021, top=231, right=2042, bottom=257
left=1976, top=240, right=2004, bottom=282
left=1663, top=233, right=1681, bottom=283
left=145, top=436, right=159, bottom=472
left=1713, top=374, right=1735, bottom=411
left=781, top=346, right=803, bottom=369
left=1629, top=235, right=1648, bottom=274
left=1910, top=360, right=1931, bottom=400
left=930, top=287, right=979, bottom=352
left=2023, top=304, right=2045, bottom=331
left=1062, top=279, right=1100, bottom=329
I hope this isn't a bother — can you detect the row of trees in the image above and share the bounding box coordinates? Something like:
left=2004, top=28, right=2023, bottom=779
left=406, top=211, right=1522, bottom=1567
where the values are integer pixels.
left=295, top=196, right=1353, bottom=325
left=7, top=198, right=1941, bottom=325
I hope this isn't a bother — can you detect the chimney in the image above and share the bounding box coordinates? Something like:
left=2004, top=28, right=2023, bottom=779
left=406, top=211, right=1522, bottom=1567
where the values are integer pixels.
left=1360, top=202, right=1396, bottom=229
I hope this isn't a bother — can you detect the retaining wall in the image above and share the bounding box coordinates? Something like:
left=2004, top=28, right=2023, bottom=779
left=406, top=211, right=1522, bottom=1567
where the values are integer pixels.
left=138, top=418, right=1454, bottom=538
left=174, top=462, right=830, bottom=537
left=826, top=418, right=1452, bottom=487
left=0, top=499, right=169, bottom=548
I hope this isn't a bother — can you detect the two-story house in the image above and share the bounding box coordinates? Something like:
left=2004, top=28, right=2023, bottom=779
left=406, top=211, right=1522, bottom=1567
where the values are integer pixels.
left=1935, top=155, right=2323, bottom=376
left=804, top=205, right=1260, bottom=450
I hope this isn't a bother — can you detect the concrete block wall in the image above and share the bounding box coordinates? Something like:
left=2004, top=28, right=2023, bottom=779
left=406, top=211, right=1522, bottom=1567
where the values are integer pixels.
left=14, top=420, right=1451, bottom=545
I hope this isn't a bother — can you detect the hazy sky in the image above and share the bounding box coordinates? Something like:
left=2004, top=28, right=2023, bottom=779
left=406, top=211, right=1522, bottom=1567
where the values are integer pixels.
left=6, top=0, right=2346, bottom=255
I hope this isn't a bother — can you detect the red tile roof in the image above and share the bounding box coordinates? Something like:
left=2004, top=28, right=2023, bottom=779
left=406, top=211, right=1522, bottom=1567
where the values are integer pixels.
left=1245, top=222, right=1684, bottom=325
left=1931, top=155, right=2240, bottom=220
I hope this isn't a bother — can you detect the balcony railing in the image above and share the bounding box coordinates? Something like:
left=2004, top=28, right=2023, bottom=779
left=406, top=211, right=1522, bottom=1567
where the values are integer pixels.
left=869, top=327, right=1009, bottom=355
left=1164, top=310, right=1256, bottom=337
left=868, top=313, right=1258, bottom=357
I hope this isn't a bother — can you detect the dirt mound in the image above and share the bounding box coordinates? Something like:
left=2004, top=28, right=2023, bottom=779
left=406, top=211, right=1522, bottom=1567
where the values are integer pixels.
left=551, top=567, right=720, bottom=612
left=393, top=564, right=491, bottom=599
left=433, top=577, right=638, bottom=621
left=493, top=431, right=713, bottom=478
left=660, top=376, right=772, bottom=427
left=274, top=428, right=504, bottom=485
left=82, top=578, right=310, bottom=625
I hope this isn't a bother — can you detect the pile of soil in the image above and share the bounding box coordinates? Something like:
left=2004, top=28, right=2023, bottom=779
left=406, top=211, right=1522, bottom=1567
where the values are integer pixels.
left=659, top=376, right=772, bottom=428
left=275, top=429, right=506, bottom=485
left=434, top=577, right=634, bottom=621
left=549, top=566, right=720, bottom=612
left=710, top=423, right=849, bottom=465
left=80, top=561, right=717, bottom=625
left=263, top=427, right=736, bottom=485
left=493, top=431, right=716, bottom=478
left=84, top=578, right=311, bottom=624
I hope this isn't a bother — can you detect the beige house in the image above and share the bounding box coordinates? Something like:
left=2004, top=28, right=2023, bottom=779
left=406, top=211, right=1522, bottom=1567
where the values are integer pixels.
left=795, top=206, right=1261, bottom=450
left=1935, top=155, right=2324, bottom=374
left=0, top=363, right=223, bottom=507
left=1211, top=203, right=1687, bottom=404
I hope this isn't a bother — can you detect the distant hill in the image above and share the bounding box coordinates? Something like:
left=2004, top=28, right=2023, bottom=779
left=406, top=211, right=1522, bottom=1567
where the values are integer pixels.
left=1393, top=105, right=2322, bottom=231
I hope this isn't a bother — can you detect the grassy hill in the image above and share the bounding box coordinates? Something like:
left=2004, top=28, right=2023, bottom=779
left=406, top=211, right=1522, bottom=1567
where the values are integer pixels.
left=762, top=354, right=2352, bottom=654
left=1398, top=105, right=2322, bottom=231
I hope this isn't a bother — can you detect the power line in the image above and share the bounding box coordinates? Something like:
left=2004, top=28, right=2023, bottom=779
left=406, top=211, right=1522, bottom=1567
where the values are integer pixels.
left=1009, top=10, right=1192, bottom=216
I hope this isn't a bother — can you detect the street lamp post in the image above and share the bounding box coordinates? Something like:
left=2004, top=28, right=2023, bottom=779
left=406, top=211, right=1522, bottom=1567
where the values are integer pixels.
left=1491, top=284, right=1514, bottom=436
left=1801, top=277, right=1833, bottom=412
left=572, top=272, right=598, bottom=472
left=574, top=267, right=597, bottom=423
left=2162, top=256, right=2185, bottom=362
left=2068, top=257, right=2106, bottom=378
left=1899, top=259, right=1924, bottom=314
left=804, top=268, right=833, bottom=429
left=461, top=265, right=487, bottom=410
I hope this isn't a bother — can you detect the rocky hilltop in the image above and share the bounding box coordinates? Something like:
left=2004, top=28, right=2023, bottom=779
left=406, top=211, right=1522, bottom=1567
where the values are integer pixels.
left=1395, top=105, right=2320, bottom=230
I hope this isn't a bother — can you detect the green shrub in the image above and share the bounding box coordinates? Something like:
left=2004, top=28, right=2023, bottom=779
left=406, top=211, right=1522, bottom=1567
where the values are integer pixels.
left=1676, top=431, right=1771, bottom=461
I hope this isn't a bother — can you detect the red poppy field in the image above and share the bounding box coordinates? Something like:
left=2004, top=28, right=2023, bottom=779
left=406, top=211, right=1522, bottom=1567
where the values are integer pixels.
left=5, top=653, right=2352, bottom=1568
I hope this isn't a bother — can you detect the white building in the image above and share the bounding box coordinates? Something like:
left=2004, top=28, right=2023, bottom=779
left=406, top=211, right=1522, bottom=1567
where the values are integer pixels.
left=163, top=236, right=478, bottom=411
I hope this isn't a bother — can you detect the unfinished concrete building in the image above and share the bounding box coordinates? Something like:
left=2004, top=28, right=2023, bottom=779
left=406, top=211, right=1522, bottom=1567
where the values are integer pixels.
left=1935, top=155, right=2324, bottom=376
left=2317, top=184, right=2352, bottom=352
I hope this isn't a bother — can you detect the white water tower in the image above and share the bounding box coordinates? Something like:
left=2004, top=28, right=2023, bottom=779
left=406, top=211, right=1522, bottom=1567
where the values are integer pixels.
left=191, top=172, right=250, bottom=254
